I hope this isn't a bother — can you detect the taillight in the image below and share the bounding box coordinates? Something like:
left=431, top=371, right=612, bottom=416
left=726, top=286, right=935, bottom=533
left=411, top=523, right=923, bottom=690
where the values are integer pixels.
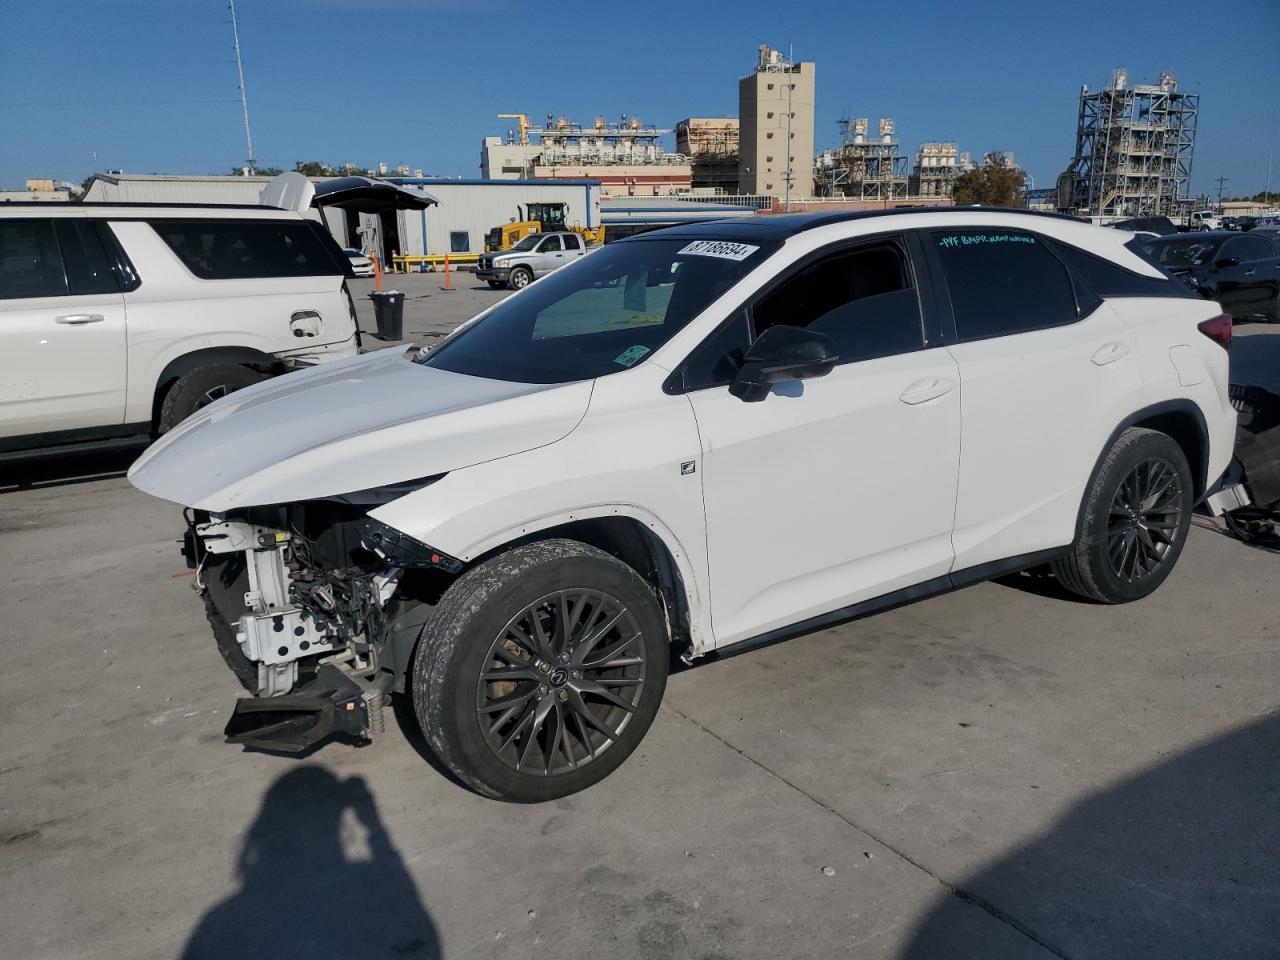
left=1197, top=313, right=1232, bottom=350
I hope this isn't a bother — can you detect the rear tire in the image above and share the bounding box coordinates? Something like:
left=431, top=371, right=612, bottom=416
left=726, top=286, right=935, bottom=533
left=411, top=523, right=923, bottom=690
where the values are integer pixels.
left=158, top=364, right=266, bottom=434
left=1053, top=428, right=1193, bottom=603
left=412, top=539, right=669, bottom=802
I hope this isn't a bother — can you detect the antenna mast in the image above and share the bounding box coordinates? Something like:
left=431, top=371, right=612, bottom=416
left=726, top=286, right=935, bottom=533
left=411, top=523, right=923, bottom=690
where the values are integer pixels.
left=229, top=0, right=255, bottom=173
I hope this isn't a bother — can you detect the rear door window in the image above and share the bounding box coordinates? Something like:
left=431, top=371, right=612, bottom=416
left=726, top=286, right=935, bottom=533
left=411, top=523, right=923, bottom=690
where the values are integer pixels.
left=150, top=219, right=344, bottom=279
left=55, top=220, right=120, bottom=295
left=930, top=229, right=1078, bottom=340
left=564, top=234, right=582, bottom=251
left=0, top=219, right=68, bottom=298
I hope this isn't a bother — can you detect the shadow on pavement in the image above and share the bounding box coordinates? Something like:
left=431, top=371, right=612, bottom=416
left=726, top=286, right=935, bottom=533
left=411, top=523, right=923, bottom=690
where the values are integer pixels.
left=181, top=766, right=441, bottom=959
left=900, top=711, right=1280, bottom=959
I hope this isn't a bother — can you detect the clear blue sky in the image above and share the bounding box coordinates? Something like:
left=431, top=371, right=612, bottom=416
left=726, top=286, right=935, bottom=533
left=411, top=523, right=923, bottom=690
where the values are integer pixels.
left=2, top=0, right=1277, bottom=198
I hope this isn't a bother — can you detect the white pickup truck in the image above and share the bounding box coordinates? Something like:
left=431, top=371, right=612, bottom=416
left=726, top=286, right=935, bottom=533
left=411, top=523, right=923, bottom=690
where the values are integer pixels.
left=1187, top=211, right=1223, bottom=231
left=475, top=231, right=587, bottom=289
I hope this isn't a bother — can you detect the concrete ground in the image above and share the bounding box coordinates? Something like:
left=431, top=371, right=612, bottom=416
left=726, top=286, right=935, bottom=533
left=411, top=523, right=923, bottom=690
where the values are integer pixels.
left=347, top=271, right=511, bottom=348
left=1, top=302, right=1278, bottom=960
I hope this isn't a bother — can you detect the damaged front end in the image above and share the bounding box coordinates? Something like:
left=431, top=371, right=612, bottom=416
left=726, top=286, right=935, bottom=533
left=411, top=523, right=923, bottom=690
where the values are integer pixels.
left=184, top=490, right=460, bottom=753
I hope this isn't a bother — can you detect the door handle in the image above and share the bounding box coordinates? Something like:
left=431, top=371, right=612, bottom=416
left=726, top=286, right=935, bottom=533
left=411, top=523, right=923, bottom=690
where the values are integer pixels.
left=55, top=314, right=105, bottom=325
left=1243, top=269, right=1256, bottom=276
left=899, top=377, right=955, bottom=405
left=1091, top=341, right=1130, bottom=366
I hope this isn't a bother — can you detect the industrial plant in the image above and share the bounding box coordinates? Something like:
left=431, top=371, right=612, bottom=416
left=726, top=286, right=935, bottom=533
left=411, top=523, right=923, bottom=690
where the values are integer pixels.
left=1062, top=68, right=1199, bottom=218
left=22, top=47, right=1226, bottom=270
left=481, top=113, right=691, bottom=196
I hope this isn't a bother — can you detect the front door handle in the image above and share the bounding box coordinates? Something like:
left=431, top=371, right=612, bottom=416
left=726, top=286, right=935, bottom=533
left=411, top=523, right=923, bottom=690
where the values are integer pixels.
left=55, top=314, right=105, bottom=325
left=899, top=377, right=955, bottom=405
left=1091, top=341, right=1130, bottom=366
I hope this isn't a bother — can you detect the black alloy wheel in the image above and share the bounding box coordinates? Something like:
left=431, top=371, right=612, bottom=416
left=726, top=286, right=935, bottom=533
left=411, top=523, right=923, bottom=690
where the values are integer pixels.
left=1053, top=427, right=1193, bottom=603
left=1105, top=457, right=1185, bottom=583
left=476, top=589, right=647, bottom=777
left=412, top=539, right=668, bottom=802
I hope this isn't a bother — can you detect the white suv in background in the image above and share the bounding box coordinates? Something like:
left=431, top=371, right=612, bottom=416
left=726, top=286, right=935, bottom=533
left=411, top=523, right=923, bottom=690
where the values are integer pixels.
left=0, top=202, right=358, bottom=462
left=130, top=209, right=1236, bottom=802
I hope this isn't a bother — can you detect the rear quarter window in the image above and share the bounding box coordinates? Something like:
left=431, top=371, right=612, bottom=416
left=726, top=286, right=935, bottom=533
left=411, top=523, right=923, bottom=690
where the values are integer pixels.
left=150, top=219, right=346, bottom=280
left=1061, top=241, right=1195, bottom=299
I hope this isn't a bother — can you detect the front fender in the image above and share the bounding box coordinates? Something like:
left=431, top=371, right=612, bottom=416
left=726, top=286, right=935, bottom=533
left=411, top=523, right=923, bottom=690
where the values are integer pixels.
left=369, top=379, right=715, bottom=653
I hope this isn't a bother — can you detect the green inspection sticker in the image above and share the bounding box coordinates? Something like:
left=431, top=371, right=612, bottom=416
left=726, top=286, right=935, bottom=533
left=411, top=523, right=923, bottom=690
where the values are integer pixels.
left=614, top=345, right=650, bottom=367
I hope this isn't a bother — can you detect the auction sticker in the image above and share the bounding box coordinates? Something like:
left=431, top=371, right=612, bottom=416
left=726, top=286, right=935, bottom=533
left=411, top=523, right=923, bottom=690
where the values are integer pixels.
left=614, top=344, right=651, bottom=367
left=678, top=240, right=759, bottom=261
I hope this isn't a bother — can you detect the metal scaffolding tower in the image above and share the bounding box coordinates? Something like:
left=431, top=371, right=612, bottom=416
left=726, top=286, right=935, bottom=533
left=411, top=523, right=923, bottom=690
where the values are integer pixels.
left=1067, top=68, right=1198, bottom=218
left=815, top=118, right=908, bottom=201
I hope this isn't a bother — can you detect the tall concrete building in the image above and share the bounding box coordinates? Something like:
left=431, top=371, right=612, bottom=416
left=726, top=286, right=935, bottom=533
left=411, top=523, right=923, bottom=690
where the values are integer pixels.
left=738, top=45, right=815, bottom=199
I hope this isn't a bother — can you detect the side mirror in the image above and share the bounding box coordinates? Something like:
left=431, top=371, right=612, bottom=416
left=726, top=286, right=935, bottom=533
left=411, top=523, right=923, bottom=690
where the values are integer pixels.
left=729, top=325, right=838, bottom=402
left=1213, top=256, right=1239, bottom=269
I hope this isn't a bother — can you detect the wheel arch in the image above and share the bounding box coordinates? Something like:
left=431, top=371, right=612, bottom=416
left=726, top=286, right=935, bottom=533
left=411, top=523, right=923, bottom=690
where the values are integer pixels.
left=1076, top=400, right=1210, bottom=540
left=151, top=347, right=280, bottom=426
left=462, top=511, right=704, bottom=660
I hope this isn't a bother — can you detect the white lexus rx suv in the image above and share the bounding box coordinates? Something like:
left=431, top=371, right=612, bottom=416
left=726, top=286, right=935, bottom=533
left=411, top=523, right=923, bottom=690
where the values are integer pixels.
left=129, top=209, right=1236, bottom=802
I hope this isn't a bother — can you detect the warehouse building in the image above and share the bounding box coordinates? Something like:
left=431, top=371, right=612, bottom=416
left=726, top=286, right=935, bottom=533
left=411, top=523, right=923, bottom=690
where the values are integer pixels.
left=81, top=172, right=603, bottom=265
left=375, top=177, right=602, bottom=260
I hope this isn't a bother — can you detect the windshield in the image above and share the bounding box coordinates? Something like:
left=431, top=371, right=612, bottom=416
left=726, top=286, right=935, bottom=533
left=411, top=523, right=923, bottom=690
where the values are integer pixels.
left=421, top=236, right=777, bottom=383
left=1139, top=236, right=1223, bottom=268
left=510, top=234, right=542, bottom=252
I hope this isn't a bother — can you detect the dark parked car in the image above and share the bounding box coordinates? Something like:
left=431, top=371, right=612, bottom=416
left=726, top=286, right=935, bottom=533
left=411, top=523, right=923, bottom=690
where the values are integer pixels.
left=1139, top=231, right=1280, bottom=321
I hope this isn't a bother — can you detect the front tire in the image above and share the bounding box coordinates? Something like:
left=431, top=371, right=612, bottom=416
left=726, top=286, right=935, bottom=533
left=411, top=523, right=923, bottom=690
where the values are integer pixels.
left=158, top=364, right=266, bottom=434
left=1053, top=428, right=1193, bottom=603
left=486, top=279, right=504, bottom=289
left=412, top=540, right=669, bottom=802
left=508, top=267, right=533, bottom=290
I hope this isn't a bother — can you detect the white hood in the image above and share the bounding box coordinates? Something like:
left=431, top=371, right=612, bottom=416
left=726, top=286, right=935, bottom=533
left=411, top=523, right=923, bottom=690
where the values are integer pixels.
left=128, top=349, right=592, bottom=511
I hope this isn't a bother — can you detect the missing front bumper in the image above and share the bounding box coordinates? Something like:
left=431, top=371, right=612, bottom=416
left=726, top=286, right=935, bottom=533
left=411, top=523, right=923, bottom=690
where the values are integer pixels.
left=224, top=663, right=392, bottom=753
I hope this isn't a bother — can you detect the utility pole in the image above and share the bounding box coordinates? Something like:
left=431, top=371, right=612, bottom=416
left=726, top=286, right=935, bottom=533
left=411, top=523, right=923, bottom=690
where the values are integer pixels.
left=1215, top=175, right=1229, bottom=212
left=229, top=0, right=255, bottom=175
left=784, top=44, right=793, bottom=213
left=1265, top=129, right=1274, bottom=207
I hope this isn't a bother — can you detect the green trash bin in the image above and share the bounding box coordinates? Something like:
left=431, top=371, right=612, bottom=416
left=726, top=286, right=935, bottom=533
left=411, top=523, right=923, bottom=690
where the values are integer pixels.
left=369, top=290, right=405, bottom=341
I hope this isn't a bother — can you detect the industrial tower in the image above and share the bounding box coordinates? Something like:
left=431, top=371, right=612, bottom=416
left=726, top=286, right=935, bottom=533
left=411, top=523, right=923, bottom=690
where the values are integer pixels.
left=1066, top=68, right=1199, bottom=218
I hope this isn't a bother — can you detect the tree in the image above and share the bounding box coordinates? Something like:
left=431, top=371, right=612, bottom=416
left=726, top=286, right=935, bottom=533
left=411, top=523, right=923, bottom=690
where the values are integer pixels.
left=293, top=161, right=334, bottom=177
left=226, top=166, right=283, bottom=176
left=952, top=152, right=1027, bottom=208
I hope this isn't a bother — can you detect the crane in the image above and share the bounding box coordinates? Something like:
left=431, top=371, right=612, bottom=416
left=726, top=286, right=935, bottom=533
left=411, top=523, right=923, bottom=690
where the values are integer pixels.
left=497, top=113, right=534, bottom=146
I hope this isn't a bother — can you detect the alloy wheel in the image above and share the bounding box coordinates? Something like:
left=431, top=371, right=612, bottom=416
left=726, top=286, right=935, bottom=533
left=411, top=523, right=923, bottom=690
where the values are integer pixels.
left=1106, top=456, right=1184, bottom=582
left=476, top=589, right=647, bottom=776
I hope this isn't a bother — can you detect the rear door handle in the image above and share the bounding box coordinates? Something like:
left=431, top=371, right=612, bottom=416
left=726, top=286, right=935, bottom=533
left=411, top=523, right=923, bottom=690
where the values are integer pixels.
left=899, top=377, right=955, bottom=405
left=1091, top=341, right=1130, bottom=366
left=55, top=314, right=105, bottom=325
